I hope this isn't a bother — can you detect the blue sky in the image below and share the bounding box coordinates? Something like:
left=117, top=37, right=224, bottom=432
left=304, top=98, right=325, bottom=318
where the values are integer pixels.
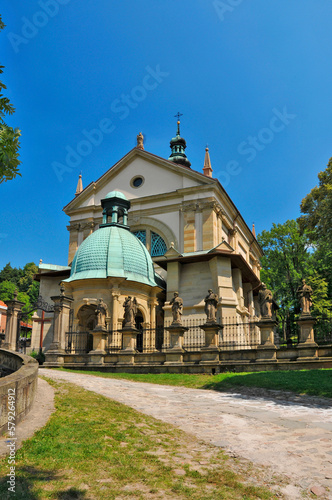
left=1, top=0, right=332, bottom=270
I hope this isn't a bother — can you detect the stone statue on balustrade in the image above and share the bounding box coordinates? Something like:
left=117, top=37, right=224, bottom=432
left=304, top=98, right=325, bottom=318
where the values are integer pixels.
left=297, top=279, right=313, bottom=316
left=170, top=292, right=183, bottom=325
left=258, top=283, right=274, bottom=319
left=204, top=289, right=219, bottom=324
left=123, top=296, right=138, bottom=328
left=95, top=298, right=107, bottom=330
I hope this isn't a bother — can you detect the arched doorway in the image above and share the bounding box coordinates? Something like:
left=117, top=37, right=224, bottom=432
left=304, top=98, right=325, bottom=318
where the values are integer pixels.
left=77, top=304, right=97, bottom=331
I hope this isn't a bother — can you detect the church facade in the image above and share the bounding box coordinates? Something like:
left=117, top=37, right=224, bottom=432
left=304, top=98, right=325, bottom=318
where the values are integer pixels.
left=31, top=123, right=264, bottom=368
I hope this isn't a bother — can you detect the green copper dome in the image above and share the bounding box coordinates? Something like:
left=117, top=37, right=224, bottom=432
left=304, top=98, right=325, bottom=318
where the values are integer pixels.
left=64, top=225, right=159, bottom=286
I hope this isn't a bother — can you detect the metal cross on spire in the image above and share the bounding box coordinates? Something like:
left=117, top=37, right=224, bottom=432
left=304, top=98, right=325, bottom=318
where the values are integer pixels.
left=174, top=112, right=183, bottom=135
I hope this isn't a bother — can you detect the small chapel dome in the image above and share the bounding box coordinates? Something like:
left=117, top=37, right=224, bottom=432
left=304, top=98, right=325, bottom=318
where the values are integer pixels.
left=64, top=191, right=159, bottom=287
left=104, top=190, right=127, bottom=200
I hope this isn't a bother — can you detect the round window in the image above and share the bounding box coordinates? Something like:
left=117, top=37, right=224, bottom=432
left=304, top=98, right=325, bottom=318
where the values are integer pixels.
left=131, top=176, right=144, bottom=188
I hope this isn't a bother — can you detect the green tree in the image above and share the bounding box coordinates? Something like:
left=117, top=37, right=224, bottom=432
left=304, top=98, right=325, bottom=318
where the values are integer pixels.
left=18, top=262, right=39, bottom=292
left=0, top=280, right=16, bottom=302
left=0, top=262, right=40, bottom=310
left=257, top=220, right=330, bottom=327
left=0, top=16, right=21, bottom=183
left=298, top=157, right=332, bottom=299
left=299, top=157, right=332, bottom=243
left=0, top=262, right=22, bottom=285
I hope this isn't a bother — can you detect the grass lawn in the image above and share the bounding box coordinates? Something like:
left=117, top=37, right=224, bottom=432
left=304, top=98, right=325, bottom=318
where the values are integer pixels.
left=0, top=379, right=278, bottom=500
left=55, top=368, right=332, bottom=398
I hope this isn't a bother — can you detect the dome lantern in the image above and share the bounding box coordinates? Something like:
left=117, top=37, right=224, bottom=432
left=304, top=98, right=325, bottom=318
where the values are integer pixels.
left=101, top=190, right=131, bottom=229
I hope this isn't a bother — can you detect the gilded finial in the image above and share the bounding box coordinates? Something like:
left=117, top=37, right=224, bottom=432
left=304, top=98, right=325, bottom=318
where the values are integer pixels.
left=174, top=112, right=183, bottom=135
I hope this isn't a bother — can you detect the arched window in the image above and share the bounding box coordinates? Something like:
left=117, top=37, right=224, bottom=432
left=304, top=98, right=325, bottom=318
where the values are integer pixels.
left=133, top=230, right=146, bottom=246
left=133, top=230, right=167, bottom=257
left=151, top=232, right=167, bottom=257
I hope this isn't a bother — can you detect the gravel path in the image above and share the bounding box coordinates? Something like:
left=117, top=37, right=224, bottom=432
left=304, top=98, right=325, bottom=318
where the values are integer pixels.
left=41, top=369, right=332, bottom=498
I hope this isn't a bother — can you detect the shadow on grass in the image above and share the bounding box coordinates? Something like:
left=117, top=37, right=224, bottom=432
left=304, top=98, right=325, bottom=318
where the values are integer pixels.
left=0, top=466, right=89, bottom=500
left=202, top=370, right=332, bottom=408
left=57, top=487, right=89, bottom=499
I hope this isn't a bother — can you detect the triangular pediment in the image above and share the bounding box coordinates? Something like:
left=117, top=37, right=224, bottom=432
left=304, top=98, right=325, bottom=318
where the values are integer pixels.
left=209, top=240, right=235, bottom=253
left=164, top=244, right=183, bottom=258
left=64, top=148, right=216, bottom=214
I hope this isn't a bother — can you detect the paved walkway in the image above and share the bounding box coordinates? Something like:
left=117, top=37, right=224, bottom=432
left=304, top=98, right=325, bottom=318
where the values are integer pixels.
left=41, top=369, right=332, bottom=497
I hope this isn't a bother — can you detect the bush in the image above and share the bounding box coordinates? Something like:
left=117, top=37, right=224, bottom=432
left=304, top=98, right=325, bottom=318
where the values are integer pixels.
left=29, top=350, right=45, bottom=365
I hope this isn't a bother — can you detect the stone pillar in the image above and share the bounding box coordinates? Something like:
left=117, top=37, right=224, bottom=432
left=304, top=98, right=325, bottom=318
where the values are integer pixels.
left=88, top=328, right=107, bottom=365
left=296, top=315, right=318, bottom=360
left=164, top=325, right=188, bottom=365
left=256, top=318, right=277, bottom=362
left=3, top=294, right=25, bottom=351
left=200, top=323, right=222, bottom=365
left=117, top=327, right=140, bottom=365
left=44, top=294, right=73, bottom=366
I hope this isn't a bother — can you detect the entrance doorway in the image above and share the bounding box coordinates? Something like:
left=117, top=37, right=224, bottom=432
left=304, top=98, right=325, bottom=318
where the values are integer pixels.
left=136, top=311, right=144, bottom=352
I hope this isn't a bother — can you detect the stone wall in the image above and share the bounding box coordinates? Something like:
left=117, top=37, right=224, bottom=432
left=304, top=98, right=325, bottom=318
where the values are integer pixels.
left=43, top=344, right=332, bottom=374
left=0, top=349, right=38, bottom=436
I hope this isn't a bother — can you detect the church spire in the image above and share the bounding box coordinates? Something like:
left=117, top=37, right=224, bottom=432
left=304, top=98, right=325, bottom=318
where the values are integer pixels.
left=203, top=146, right=213, bottom=177
left=168, top=112, right=191, bottom=168
left=75, top=173, right=83, bottom=196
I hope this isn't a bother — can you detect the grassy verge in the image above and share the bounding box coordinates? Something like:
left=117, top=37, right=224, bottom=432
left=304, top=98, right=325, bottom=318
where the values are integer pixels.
left=55, top=368, right=332, bottom=398
left=0, top=379, right=277, bottom=500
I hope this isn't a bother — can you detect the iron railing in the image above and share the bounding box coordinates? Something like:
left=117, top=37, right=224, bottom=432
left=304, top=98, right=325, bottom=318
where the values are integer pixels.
left=220, top=317, right=259, bottom=350
left=64, top=315, right=332, bottom=355
left=314, top=316, right=332, bottom=345
left=65, top=332, right=93, bottom=354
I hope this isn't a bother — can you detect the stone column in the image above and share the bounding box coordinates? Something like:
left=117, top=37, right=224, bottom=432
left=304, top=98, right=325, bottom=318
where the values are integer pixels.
left=148, top=297, right=158, bottom=352
left=256, top=318, right=277, bottom=362
left=44, top=294, right=73, bottom=367
left=164, top=325, right=188, bottom=365
left=200, top=322, right=222, bottom=365
left=110, top=288, right=121, bottom=331
left=3, top=294, right=25, bottom=351
left=296, top=315, right=318, bottom=360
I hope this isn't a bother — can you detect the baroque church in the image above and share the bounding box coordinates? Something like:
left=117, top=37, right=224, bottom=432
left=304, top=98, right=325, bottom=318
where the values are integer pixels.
left=31, top=119, right=264, bottom=369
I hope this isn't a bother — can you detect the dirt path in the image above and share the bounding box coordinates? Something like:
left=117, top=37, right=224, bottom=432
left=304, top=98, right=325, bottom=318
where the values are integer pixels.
left=39, top=369, right=332, bottom=498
